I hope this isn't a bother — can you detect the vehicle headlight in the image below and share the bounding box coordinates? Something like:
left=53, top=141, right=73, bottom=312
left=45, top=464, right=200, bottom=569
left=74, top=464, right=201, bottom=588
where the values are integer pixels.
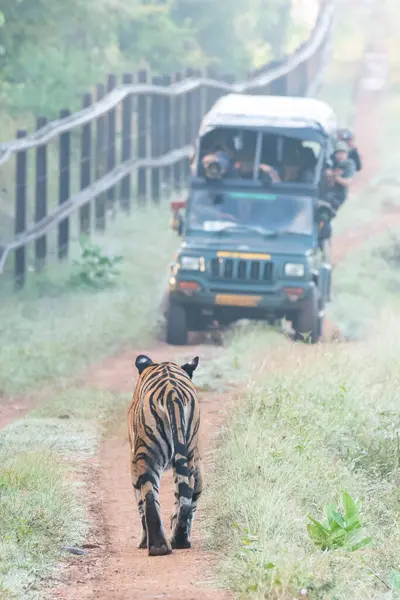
left=179, top=256, right=204, bottom=271
left=284, top=263, right=305, bottom=277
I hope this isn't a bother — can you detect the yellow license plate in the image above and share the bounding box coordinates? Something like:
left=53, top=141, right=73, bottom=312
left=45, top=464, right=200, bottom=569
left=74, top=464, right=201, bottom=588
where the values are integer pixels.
left=217, top=251, right=271, bottom=260
left=215, top=294, right=261, bottom=307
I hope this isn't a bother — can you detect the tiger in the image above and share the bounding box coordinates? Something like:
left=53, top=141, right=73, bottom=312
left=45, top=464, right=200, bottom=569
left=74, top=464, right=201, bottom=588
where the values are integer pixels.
left=128, top=354, right=202, bottom=556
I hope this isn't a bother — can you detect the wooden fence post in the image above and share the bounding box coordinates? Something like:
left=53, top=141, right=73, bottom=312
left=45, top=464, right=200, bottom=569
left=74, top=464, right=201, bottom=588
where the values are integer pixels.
left=151, top=76, right=162, bottom=204
left=172, top=72, right=182, bottom=191
left=137, top=69, right=148, bottom=204
left=95, top=83, right=107, bottom=230
left=15, top=130, right=28, bottom=288
left=107, top=74, right=117, bottom=214
left=79, top=93, right=92, bottom=236
left=120, top=73, right=133, bottom=213
left=161, top=75, right=172, bottom=192
left=58, top=109, right=71, bottom=259
left=35, top=117, right=47, bottom=271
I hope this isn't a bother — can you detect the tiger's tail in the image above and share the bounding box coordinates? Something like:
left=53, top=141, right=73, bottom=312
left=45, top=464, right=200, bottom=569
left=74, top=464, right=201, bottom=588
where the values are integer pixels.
left=167, top=390, right=193, bottom=539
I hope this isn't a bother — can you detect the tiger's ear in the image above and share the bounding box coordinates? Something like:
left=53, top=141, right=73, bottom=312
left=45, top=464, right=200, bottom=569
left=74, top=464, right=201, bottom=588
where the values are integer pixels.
left=181, top=356, right=199, bottom=379
left=135, top=354, right=153, bottom=375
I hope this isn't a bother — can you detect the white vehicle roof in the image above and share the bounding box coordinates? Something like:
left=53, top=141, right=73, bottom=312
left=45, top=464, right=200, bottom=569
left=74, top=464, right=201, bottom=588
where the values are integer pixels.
left=199, top=93, right=337, bottom=136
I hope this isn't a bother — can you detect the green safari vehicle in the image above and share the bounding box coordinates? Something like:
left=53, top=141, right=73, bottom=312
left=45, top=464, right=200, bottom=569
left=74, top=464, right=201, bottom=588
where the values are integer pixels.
left=164, top=93, right=338, bottom=345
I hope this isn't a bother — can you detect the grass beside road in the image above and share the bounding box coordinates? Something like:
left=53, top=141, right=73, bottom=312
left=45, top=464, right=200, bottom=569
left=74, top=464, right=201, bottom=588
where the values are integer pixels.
left=205, top=321, right=400, bottom=599
left=0, top=385, right=125, bottom=599
left=0, top=451, right=86, bottom=600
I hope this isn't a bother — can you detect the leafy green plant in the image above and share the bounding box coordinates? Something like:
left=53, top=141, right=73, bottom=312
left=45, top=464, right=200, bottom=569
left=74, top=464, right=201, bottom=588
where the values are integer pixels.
left=69, top=242, right=122, bottom=288
left=307, top=491, right=372, bottom=552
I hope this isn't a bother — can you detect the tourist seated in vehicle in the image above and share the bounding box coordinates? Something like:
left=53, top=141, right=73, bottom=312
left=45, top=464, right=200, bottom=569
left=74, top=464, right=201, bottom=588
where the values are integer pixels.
left=280, top=140, right=316, bottom=183
left=199, top=129, right=237, bottom=179
left=235, top=133, right=281, bottom=183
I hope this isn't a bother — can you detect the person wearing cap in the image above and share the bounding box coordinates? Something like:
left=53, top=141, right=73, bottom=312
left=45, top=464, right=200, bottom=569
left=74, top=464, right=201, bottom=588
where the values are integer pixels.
left=325, top=140, right=355, bottom=210
left=338, top=128, right=362, bottom=172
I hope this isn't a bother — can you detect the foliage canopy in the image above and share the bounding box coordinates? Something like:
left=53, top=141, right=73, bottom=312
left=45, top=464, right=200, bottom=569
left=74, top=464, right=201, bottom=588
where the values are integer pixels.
left=0, top=0, right=295, bottom=116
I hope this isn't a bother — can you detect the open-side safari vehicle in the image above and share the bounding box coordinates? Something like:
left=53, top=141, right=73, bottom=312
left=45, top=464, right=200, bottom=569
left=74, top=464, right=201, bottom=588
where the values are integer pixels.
left=165, top=93, right=338, bottom=345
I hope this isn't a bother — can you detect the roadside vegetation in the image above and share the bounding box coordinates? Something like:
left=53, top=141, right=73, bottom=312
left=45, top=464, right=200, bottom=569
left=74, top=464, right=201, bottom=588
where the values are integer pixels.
left=206, top=321, right=400, bottom=599
left=0, top=450, right=85, bottom=599
left=0, top=384, right=128, bottom=598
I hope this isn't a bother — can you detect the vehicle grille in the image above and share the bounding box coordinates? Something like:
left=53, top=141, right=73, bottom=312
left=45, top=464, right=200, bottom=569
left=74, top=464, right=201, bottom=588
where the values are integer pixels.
left=210, top=258, right=273, bottom=283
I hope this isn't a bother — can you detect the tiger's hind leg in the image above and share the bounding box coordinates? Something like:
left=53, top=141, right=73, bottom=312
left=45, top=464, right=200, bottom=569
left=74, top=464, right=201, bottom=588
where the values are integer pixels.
left=142, top=481, right=172, bottom=556
left=188, top=460, right=203, bottom=539
left=131, top=455, right=147, bottom=549
left=170, top=456, right=196, bottom=549
left=135, top=487, right=147, bottom=549
left=132, top=454, right=171, bottom=555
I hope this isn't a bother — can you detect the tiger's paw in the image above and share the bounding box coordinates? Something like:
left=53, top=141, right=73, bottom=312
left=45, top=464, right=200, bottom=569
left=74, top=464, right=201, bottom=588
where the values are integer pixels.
left=148, top=539, right=172, bottom=556
left=137, top=529, right=147, bottom=549
left=170, top=527, right=191, bottom=549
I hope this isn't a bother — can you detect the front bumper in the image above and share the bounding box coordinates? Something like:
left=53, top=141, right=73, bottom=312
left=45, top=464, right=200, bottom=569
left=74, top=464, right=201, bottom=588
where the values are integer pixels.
left=168, top=275, right=314, bottom=314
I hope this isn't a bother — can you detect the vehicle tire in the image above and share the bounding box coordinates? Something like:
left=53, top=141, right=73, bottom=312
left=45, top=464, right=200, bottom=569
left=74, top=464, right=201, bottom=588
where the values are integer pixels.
left=293, top=285, right=321, bottom=344
left=166, top=302, right=189, bottom=346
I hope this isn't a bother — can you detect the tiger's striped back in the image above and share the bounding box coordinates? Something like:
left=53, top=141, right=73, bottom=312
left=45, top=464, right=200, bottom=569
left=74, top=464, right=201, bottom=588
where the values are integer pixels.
left=128, top=361, right=200, bottom=471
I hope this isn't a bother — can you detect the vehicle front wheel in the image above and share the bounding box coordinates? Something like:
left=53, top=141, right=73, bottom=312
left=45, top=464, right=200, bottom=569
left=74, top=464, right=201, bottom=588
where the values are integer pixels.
left=166, top=301, right=189, bottom=346
left=293, top=286, right=321, bottom=344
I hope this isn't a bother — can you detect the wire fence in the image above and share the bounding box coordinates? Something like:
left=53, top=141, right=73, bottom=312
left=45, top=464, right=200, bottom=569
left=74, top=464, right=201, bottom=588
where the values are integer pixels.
left=0, top=0, right=334, bottom=288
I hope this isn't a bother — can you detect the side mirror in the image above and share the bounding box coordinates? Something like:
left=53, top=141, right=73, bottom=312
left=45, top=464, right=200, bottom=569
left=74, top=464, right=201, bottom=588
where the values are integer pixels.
left=170, top=200, right=186, bottom=236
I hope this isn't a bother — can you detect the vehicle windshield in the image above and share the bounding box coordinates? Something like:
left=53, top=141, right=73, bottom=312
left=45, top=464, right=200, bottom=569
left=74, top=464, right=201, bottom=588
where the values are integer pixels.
left=187, top=190, right=313, bottom=236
